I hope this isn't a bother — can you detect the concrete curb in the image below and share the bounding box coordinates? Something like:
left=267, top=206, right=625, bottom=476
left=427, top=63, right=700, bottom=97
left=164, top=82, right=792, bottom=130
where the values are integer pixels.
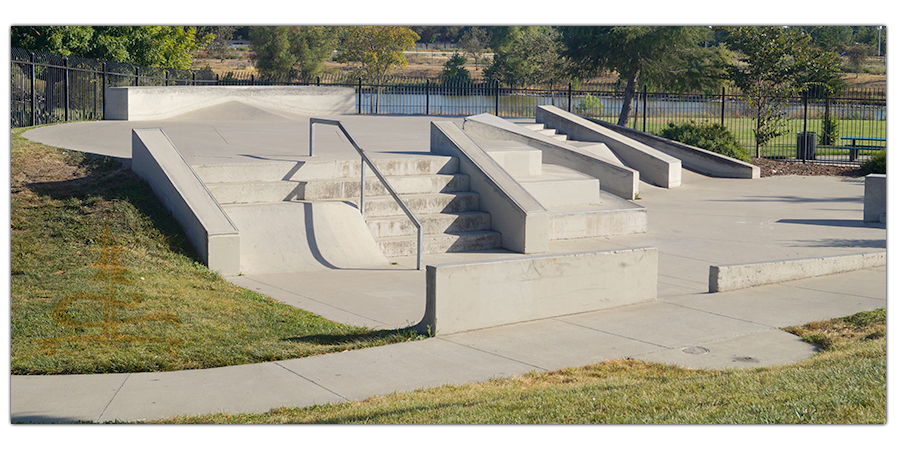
left=709, top=251, right=886, bottom=292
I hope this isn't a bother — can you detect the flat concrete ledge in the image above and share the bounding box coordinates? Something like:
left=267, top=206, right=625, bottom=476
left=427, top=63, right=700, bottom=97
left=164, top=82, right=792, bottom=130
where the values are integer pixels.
left=462, top=113, right=640, bottom=200
left=131, top=129, right=240, bottom=275
left=106, top=85, right=355, bottom=120
left=419, top=248, right=658, bottom=335
left=709, top=251, right=886, bottom=293
left=864, top=174, right=886, bottom=223
left=535, top=105, right=683, bottom=188
left=576, top=112, right=760, bottom=179
left=431, top=121, right=550, bottom=254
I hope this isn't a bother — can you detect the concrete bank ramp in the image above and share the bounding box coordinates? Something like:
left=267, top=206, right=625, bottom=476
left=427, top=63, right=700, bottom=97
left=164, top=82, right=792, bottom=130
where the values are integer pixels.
left=224, top=200, right=389, bottom=274
left=168, top=100, right=301, bottom=122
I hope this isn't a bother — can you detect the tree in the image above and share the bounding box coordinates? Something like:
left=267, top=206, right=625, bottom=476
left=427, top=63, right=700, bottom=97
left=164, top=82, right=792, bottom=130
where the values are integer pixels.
left=197, top=26, right=236, bottom=59
left=720, top=26, right=843, bottom=157
left=484, top=26, right=569, bottom=86
left=458, top=27, right=491, bottom=70
left=249, top=26, right=336, bottom=81
left=335, top=26, right=419, bottom=112
left=847, top=43, right=875, bottom=77
left=440, top=53, right=471, bottom=84
left=559, top=26, right=723, bottom=126
left=11, top=26, right=209, bottom=69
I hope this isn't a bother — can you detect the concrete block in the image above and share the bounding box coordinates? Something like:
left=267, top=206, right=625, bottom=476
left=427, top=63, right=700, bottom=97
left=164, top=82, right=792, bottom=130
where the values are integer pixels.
left=131, top=129, right=240, bottom=276
left=419, top=248, right=658, bottom=335
left=709, top=251, right=886, bottom=292
left=535, top=105, right=682, bottom=188
left=431, top=121, right=550, bottom=254
left=106, top=86, right=355, bottom=121
left=864, top=174, right=886, bottom=223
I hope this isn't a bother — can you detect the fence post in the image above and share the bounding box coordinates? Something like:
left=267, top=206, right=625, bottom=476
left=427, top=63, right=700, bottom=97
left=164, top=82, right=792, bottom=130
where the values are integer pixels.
left=720, top=87, right=725, bottom=126
left=30, top=52, right=36, bottom=126
left=642, top=85, right=648, bottom=132
left=494, top=80, right=500, bottom=116
left=64, top=58, right=70, bottom=122
left=216, top=73, right=220, bottom=86
left=316, top=75, right=320, bottom=86
left=568, top=82, right=572, bottom=112
left=358, top=77, right=363, bottom=114
left=134, top=66, right=139, bottom=86
left=425, top=79, right=430, bottom=115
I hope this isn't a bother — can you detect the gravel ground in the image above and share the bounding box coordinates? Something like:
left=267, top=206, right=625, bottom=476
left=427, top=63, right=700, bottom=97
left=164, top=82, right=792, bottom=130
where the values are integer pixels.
left=751, top=158, right=868, bottom=178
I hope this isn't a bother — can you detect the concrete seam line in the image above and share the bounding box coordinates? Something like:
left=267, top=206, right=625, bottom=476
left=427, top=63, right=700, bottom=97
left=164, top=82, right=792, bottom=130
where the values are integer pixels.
left=273, top=362, right=348, bottom=402
left=96, top=373, right=132, bottom=423
left=709, top=252, right=886, bottom=293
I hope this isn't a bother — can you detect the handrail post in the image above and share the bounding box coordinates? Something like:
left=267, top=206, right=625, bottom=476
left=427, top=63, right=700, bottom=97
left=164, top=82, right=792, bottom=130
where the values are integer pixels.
left=309, top=121, right=315, bottom=156
left=360, top=154, right=366, bottom=216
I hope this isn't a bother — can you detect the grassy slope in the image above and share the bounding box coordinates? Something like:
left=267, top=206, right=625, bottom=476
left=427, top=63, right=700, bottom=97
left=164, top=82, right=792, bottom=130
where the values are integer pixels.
left=10, top=128, right=419, bottom=375
left=155, top=309, right=886, bottom=424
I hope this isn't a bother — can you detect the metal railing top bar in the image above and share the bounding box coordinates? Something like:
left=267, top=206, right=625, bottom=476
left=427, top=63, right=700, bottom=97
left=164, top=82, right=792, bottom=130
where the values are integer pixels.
left=309, top=118, right=423, bottom=270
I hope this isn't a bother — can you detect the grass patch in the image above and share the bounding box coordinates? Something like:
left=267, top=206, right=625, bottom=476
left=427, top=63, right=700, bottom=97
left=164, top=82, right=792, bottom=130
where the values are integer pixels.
left=152, top=308, right=886, bottom=424
left=10, top=128, right=421, bottom=375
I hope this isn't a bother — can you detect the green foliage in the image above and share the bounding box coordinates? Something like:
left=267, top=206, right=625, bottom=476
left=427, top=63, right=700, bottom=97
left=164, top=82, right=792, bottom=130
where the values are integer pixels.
left=440, top=53, right=471, bottom=84
left=249, top=26, right=336, bottom=81
left=659, top=121, right=750, bottom=162
left=859, top=150, right=886, bottom=175
left=335, top=26, right=419, bottom=84
left=821, top=115, right=840, bottom=146
left=458, top=27, right=491, bottom=69
left=484, top=26, right=569, bottom=86
left=574, top=94, right=603, bottom=116
left=11, top=26, right=208, bottom=69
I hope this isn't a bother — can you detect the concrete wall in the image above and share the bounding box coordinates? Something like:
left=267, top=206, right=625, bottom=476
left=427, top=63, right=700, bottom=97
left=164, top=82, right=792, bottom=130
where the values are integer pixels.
left=573, top=111, right=761, bottom=179
left=131, top=128, right=240, bottom=275
left=431, top=121, right=550, bottom=254
left=864, top=174, right=886, bottom=223
left=106, top=86, right=356, bottom=121
left=709, top=251, right=886, bottom=293
left=418, top=248, right=658, bottom=335
left=535, top=105, right=682, bottom=188
left=462, top=114, right=640, bottom=200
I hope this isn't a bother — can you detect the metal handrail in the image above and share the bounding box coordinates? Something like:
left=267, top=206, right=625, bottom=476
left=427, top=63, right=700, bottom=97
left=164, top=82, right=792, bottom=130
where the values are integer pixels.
left=309, top=118, right=423, bottom=270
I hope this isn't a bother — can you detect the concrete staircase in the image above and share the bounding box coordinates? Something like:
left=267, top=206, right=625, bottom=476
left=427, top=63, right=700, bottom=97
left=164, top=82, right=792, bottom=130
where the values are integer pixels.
left=475, top=131, right=646, bottom=240
left=193, top=154, right=502, bottom=263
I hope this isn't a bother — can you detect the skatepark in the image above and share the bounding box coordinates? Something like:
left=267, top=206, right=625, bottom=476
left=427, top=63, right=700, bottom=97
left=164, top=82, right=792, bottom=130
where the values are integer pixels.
left=11, top=86, right=886, bottom=423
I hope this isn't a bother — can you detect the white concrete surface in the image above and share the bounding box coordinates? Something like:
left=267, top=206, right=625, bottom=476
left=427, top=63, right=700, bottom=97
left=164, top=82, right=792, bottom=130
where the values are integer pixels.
left=131, top=128, right=241, bottom=275
left=709, top=251, right=886, bottom=292
left=105, top=86, right=355, bottom=121
left=420, top=248, right=658, bottom=335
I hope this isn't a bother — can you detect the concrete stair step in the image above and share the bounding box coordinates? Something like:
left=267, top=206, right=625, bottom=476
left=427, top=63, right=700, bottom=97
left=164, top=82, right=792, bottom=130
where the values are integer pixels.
left=299, top=174, right=470, bottom=200
left=518, top=164, right=601, bottom=208
left=476, top=139, right=544, bottom=177
left=367, top=211, right=492, bottom=238
left=193, top=155, right=459, bottom=183
left=206, top=180, right=301, bottom=204
left=361, top=192, right=481, bottom=218
left=548, top=206, right=648, bottom=240
left=377, top=230, right=503, bottom=257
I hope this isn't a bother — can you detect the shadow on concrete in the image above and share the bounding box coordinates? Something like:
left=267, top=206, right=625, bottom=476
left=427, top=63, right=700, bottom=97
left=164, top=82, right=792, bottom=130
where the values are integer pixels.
left=713, top=195, right=864, bottom=204
left=301, top=202, right=338, bottom=270
left=788, top=238, right=887, bottom=248
left=777, top=218, right=884, bottom=229
left=282, top=326, right=419, bottom=345
left=12, top=414, right=92, bottom=424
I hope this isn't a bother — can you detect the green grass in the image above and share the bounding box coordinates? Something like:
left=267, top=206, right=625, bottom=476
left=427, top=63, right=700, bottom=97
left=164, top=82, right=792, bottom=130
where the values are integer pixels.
left=10, top=128, right=421, bottom=375
left=152, top=308, right=886, bottom=424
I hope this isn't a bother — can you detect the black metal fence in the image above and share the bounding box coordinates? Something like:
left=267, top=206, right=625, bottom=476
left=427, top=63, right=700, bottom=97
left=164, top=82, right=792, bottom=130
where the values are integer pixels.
left=11, top=47, right=886, bottom=163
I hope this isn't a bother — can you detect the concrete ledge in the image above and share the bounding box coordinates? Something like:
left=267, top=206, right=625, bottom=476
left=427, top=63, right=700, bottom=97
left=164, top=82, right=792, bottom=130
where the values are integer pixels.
left=106, top=86, right=355, bottom=120
left=419, top=248, right=658, bottom=335
left=864, top=174, right=886, bottom=223
left=462, top=113, right=640, bottom=200
left=575, top=112, right=760, bottom=179
left=131, top=129, right=240, bottom=275
left=431, top=121, right=550, bottom=254
left=535, top=105, right=682, bottom=187
left=709, top=252, right=886, bottom=293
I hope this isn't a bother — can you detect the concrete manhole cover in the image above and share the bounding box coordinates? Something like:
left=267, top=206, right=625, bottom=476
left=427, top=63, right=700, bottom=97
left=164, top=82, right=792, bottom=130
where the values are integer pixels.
left=682, top=346, right=710, bottom=355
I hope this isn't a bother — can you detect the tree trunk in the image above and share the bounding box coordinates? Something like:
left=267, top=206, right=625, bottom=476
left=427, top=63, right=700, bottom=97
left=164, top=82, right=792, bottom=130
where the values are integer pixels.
left=617, top=68, right=639, bottom=126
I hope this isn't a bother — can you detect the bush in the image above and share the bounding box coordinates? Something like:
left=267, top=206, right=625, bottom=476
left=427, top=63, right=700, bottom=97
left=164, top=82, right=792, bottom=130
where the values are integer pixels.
left=859, top=149, right=886, bottom=175
left=659, top=121, right=750, bottom=162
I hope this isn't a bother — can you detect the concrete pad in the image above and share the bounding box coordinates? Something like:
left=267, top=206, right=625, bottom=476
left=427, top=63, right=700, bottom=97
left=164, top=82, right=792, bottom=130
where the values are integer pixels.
left=11, top=373, right=129, bottom=423
left=277, top=338, right=540, bottom=402
left=97, top=362, right=342, bottom=422
left=557, top=300, right=772, bottom=349
left=636, top=329, right=818, bottom=370
left=440, top=318, right=663, bottom=371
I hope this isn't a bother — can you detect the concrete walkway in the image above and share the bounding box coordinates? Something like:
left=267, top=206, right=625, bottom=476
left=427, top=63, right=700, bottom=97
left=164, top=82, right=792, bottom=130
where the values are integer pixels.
left=12, top=108, right=887, bottom=423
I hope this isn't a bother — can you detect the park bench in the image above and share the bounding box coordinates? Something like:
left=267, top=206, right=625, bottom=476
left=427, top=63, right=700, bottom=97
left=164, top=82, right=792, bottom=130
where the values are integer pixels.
left=839, top=136, right=885, bottom=161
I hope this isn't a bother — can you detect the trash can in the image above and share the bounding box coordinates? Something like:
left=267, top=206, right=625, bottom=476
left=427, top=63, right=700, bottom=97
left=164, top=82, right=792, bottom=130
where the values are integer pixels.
left=796, top=131, right=817, bottom=161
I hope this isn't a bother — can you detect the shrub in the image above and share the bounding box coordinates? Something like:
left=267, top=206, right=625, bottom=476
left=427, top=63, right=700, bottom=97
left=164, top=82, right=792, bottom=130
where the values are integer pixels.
left=859, top=149, right=886, bottom=175
left=659, top=121, right=750, bottom=162
left=575, top=94, right=603, bottom=117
